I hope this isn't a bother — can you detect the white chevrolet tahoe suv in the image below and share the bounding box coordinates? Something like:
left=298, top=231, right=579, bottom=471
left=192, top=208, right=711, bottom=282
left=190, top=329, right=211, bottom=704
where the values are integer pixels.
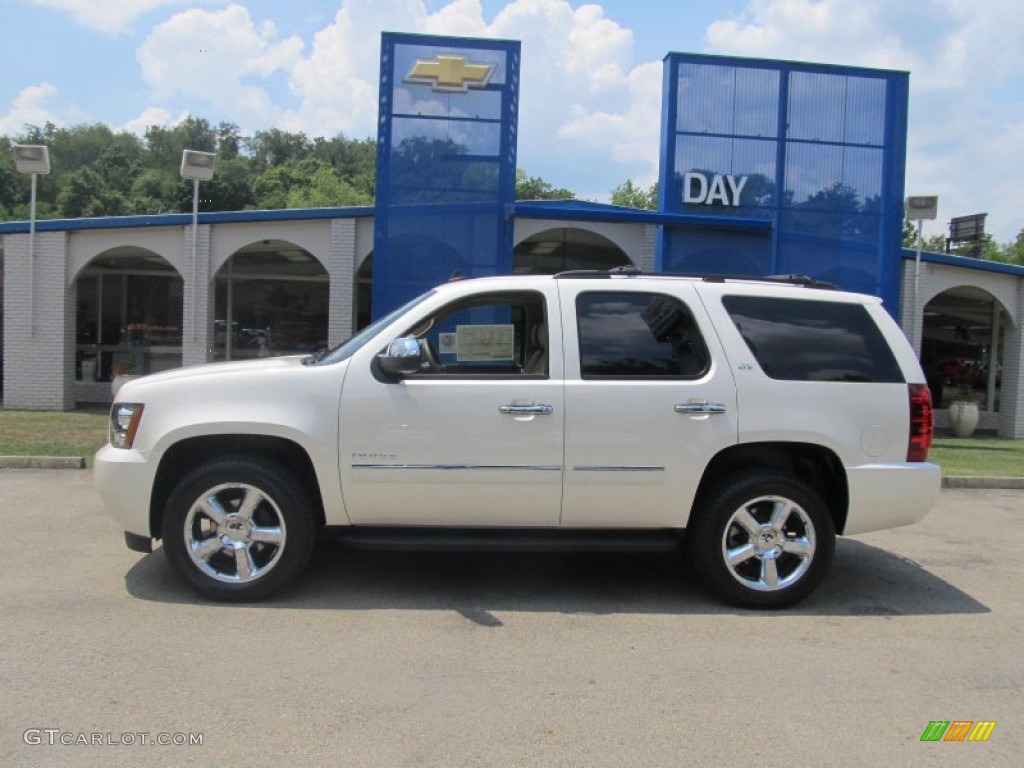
left=95, top=270, right=940, bottom=608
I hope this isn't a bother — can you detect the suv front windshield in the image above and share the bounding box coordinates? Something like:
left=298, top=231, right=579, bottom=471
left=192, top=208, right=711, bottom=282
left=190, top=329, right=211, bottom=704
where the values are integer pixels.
left=305, top=291, right=435, bottom=366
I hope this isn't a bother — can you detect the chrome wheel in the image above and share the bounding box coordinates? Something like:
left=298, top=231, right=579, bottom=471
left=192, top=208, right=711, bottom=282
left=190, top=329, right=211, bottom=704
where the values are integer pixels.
left=721, top=495, right=816, bottom=592
left=184, top=482, right=287, bottom=584
left=688, top=471, right=834, bottom=608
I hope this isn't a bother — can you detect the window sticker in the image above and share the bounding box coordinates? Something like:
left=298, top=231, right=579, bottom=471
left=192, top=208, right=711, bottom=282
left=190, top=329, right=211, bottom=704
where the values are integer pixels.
left=456, top=324, right=514, bottom=361
left=438, top=332, right=458, bottom=355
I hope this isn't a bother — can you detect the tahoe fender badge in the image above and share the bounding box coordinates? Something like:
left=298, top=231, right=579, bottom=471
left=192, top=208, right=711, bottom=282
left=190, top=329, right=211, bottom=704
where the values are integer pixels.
left=351, top=452, right=398, bottom=461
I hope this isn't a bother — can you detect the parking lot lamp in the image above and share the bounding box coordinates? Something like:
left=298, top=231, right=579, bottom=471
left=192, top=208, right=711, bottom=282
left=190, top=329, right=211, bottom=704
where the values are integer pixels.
left=180, top=150, right=217, bottom=345
left=905, top=196, right=939, bottom=356
left=11, top=143, right=51, bottom=336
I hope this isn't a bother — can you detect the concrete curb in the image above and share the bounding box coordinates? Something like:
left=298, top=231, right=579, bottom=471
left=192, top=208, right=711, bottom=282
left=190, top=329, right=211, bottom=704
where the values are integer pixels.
left=942, top=475, right=1024, bottom=490
left=0, top=456, right=86, bottom=470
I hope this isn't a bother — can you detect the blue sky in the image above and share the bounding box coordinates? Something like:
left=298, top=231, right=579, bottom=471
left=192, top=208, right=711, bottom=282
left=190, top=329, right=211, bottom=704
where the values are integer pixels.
left=1, top=0, right=1021, bottom=244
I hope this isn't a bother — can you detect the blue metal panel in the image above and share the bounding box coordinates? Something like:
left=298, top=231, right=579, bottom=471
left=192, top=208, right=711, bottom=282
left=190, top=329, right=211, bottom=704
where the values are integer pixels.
left=659, top=53, right=909, bottom=314
left=661, top=226, right=772, bottom=276
left=374, top=32, right=520, bottom=317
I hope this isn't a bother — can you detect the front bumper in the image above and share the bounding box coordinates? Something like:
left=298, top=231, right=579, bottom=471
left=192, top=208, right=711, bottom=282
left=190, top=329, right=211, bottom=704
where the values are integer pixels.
left=843, top=462, right=942, bottom=535
left=94, top=443, right=155, bottom=539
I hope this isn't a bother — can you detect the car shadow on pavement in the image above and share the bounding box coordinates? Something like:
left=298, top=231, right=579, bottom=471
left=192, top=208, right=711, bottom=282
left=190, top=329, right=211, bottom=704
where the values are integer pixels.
left=124, top=536, right=988, bottom=621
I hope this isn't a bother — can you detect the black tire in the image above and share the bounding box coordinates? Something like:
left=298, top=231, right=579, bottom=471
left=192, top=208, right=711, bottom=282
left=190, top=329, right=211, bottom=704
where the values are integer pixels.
left=162, top=457, right=317, bottom=601
left=687, top=470, right=835, bottom=608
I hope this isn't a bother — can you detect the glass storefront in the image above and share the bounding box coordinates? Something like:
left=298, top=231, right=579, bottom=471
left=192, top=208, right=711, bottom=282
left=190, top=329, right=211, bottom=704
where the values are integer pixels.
left=213, top=242, right=329, bottom=361
left=75, top=251, right=183, bottom=382
left=513, top=228, right=632, bottom=275
left=921, top=288, right=1005, bottom=411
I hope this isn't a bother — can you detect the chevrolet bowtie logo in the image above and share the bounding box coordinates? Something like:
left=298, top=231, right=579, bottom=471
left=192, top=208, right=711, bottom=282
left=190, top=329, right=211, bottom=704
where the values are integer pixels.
left=405, top=55, right=495, bottom=93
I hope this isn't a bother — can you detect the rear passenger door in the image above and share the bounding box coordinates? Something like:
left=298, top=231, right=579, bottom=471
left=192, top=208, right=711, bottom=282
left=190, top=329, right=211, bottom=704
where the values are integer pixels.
left=559, top=282, right=738, bottom=528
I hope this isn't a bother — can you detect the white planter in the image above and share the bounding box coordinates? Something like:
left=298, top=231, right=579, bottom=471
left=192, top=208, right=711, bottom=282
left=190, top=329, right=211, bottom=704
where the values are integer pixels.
left=949, top=401, right=980, bottom=438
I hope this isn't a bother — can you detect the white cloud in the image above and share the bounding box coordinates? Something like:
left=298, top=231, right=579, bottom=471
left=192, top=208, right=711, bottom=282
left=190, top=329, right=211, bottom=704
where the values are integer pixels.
left=278, top=0, right=650, bottom=192
left=490, top=2, right=648, bottom=195
left=117, top=106, right=190, bottom=136
left=0, top=83, right=62, bottom=135
left=135, top=4, right=303, bottom=129
left=557, top=61, right=662, bottom=183
left=28, top=0, right=222, bottom=34
left=421, top=0, right=489, bottom=37
left=279, top=0, right=405, bottom=137
left=705, top=1, right=966, bottom=91
left=906, top=108, right=1024, bottom=246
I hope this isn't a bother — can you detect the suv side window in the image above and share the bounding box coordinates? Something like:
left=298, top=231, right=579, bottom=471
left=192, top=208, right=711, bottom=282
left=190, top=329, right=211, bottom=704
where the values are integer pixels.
left=576, top=291, right=710, bottom=379
left=403, top=291, right=548, bottom=376
left=722, top=295, right=904, bottom=383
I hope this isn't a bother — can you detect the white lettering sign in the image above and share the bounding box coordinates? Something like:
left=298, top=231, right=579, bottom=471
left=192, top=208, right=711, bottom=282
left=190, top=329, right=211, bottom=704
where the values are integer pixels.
left=683, top=172, right=748, bottom=207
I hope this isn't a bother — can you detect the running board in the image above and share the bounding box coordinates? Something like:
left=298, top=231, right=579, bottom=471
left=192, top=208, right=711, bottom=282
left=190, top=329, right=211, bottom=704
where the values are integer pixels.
left=326, top=527, right=684, bottom=553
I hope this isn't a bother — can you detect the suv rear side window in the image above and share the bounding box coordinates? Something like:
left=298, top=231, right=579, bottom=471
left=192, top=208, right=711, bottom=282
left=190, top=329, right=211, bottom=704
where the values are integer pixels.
left=722, top=295, right=904, bottom=383
left=577, top=291, right=709, bottom=378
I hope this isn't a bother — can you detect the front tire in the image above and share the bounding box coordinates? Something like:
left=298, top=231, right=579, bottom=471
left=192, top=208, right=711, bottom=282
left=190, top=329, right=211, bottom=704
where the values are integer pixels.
left=162, top=457, right=317, bottom=601
left=688, top=471, right=835, bottom=608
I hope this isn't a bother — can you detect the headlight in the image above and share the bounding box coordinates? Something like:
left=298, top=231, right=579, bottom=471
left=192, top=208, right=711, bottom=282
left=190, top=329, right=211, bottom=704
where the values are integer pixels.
left=110, top=403, right=145, bottom=449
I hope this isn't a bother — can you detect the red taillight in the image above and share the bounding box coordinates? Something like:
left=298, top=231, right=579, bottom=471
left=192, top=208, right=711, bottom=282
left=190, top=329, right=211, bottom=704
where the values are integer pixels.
left=907, top=383, right=933, bottom=462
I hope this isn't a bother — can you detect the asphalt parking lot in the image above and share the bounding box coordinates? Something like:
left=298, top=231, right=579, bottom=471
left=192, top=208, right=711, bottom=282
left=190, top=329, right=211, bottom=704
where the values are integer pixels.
left=1, top=468, right=1021, bottom=767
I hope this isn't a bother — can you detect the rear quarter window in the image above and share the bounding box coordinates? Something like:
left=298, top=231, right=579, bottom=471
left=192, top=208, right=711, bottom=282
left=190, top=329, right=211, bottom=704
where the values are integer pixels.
left=722, top=296, right=904, bottom=383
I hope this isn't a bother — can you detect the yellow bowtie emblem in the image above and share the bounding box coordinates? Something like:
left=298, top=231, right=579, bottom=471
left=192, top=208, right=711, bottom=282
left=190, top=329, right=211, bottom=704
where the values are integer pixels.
left=406, top=55, right=495, bottom=92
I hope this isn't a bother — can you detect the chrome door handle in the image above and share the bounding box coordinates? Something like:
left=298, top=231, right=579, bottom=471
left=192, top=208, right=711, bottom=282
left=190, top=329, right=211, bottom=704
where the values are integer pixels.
left=499, top=404, right=553, bottom=415
left=675, top=402, right=727, bottom=414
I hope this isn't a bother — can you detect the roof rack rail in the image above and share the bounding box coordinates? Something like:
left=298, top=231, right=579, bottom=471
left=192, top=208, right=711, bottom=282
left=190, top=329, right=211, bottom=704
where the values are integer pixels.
left=695, top=273, right=836, bottom=289
left=764, top=274, right=837, bottom=289
left=552, top=267, right=835, bottom=290
left=554, top=265, right=643, bottom=279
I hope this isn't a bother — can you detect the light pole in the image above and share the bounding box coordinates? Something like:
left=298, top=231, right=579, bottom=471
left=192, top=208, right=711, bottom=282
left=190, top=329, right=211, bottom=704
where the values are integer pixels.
left=11, top=143, right=51, bottom=336
left=905, top=196, right=938, bottom=356
left=179, top=150, right=217, bottom=349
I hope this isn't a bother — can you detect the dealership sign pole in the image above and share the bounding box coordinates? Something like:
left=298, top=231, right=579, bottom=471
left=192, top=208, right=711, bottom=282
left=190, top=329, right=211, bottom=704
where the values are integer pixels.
left=905, top=196, right=938, bottom=355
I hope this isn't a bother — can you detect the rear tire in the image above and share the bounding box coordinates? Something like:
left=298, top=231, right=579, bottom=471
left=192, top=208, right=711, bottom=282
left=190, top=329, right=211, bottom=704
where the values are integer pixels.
left=687, top=471, right=835, bottom=608
left=162, top=457, right=317, bottom=601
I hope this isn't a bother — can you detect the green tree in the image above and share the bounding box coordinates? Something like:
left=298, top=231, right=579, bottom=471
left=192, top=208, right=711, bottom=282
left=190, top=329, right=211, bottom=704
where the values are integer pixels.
left=201, top=157, right=255, bottom=211
left=611, top=179, right=657, bottom=209
left=249, top=128, right=311, bottom=168
left=128, top=168, right=179, bottom=214
left=215, top=121, right=243, bottom=160
left=901, top=218, right=916, bottom=247
left=946, top=233, right=1003, bottom=261
left=902, top=219, right=946, bottom=251
left=1001, top=230, right=1024, bottom=265
left=515, top=169, right=574, bottom=200
left=252, top=165, right=303, bottom=209
left=0, top=150, right=21, bottom=215
left=286, top=162, right=372, bottom=208
left=57, top=167, right=126, bottom=217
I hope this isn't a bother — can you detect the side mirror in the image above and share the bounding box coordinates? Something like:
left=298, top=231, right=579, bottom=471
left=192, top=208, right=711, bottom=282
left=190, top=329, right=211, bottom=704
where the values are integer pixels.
left=377, top=337, right=423, bottom=379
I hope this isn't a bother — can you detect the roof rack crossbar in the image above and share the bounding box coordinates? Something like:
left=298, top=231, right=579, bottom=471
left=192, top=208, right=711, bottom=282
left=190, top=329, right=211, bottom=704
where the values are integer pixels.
left=551, top=267, right=835, bottom=289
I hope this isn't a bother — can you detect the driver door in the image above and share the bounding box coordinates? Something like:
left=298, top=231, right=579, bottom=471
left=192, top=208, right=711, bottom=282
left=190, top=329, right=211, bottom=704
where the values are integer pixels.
left=338, top=286, right=564, bottom=527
